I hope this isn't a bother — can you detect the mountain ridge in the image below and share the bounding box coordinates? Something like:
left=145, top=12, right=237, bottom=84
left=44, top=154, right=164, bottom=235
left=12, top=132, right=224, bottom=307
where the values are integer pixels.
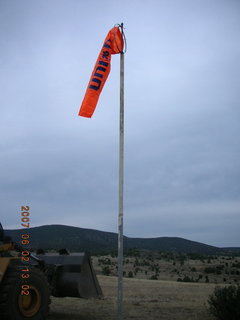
left=4, top=224, right=240, bottom=255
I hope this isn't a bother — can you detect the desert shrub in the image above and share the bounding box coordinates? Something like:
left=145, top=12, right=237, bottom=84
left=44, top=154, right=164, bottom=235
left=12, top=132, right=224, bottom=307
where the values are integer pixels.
left=102, top=266, right=111, bottom=276
left=128, top=271, right=133, bottom=278
left=208, top=285, right=240, bottom=320
left=215, top=265, right=224, bottom=274
left=232, top=262, right=240, bottom=269
left=98, top=257, right=112, bottom=265
left=187, top=253, right=205, bottom=260
left=184, top=276, right=194, bottom=282
left=216, top=265, right=224, bottom=271
left=177, top=276, right=194, bottom=283
left=134, top=267, right=140, bottom=275
left=205, top=267, right=216, bottom=274
left=133, top=258, right=141, bottom=267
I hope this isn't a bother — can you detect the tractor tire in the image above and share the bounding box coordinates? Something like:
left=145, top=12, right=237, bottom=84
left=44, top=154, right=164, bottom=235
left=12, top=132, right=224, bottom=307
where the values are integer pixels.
left=0, top=265, right=50, bottom=320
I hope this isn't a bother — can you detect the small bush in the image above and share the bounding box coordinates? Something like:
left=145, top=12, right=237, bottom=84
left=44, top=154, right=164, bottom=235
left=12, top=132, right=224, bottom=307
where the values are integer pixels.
left=208, top=285, right=240, bottom=320
left=177, top=276, right=194, bottom=283
left=232, top=262, right=240, bottom=269
left=182, top=276, right=194, bottom=282
left=102, top=266, right=111, bottom=276
left=128, top=271, right=133, bottom=278
left=205, top=267, right=216, bottom=274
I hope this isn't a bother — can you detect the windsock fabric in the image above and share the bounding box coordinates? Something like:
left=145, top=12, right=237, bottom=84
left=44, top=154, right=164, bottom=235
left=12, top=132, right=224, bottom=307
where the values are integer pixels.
left=79, top=26, right=124, bottom=118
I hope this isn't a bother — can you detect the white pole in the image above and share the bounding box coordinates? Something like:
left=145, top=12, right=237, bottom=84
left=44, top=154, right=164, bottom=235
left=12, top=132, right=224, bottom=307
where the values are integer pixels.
left=117, top=23, right=124, bottom=320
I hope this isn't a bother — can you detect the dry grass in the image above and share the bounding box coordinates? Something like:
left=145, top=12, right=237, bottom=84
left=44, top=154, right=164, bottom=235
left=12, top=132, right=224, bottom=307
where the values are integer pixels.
left=47, top=252, right=240, bottom=319
left=47, top=275, right=217, bottom=320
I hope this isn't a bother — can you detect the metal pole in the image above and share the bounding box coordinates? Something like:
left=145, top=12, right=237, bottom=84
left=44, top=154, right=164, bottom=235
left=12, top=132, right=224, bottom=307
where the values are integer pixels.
left=117, top=23, right=124, bottom=320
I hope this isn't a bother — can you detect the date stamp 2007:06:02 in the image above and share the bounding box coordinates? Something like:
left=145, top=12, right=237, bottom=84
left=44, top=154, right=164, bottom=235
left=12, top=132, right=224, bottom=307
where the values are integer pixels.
left=20, top=205, right=31, bottom=295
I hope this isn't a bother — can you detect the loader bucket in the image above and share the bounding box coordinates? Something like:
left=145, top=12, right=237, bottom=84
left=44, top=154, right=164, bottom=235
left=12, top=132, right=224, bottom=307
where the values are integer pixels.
left=36, top=252, right=103, bottom=299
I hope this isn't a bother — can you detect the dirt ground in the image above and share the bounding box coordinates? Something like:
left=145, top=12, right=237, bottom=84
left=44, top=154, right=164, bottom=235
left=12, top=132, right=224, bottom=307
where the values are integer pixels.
left=47, top=275, right=217, bottom=320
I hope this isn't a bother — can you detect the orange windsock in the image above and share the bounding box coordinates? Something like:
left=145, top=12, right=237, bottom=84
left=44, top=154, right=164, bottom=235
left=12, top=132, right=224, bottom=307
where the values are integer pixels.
left=79, top=26, right=124, bottom=118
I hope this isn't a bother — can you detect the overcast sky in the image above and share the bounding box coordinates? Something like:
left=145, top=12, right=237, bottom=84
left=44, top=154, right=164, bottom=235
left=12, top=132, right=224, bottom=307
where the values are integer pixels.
left=0, top=0, right=239, bottom=247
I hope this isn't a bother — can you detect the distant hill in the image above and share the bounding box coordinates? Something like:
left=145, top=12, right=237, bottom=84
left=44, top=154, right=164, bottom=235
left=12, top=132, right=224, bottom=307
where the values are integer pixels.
left=4, top=224, right=239, bottom=255
left=222, top=247, right=240, bottom=254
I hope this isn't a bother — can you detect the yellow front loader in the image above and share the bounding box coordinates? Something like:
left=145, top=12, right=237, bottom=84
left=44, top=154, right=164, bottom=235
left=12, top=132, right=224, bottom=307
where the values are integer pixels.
left=0, top=223, right=103, bottom=320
